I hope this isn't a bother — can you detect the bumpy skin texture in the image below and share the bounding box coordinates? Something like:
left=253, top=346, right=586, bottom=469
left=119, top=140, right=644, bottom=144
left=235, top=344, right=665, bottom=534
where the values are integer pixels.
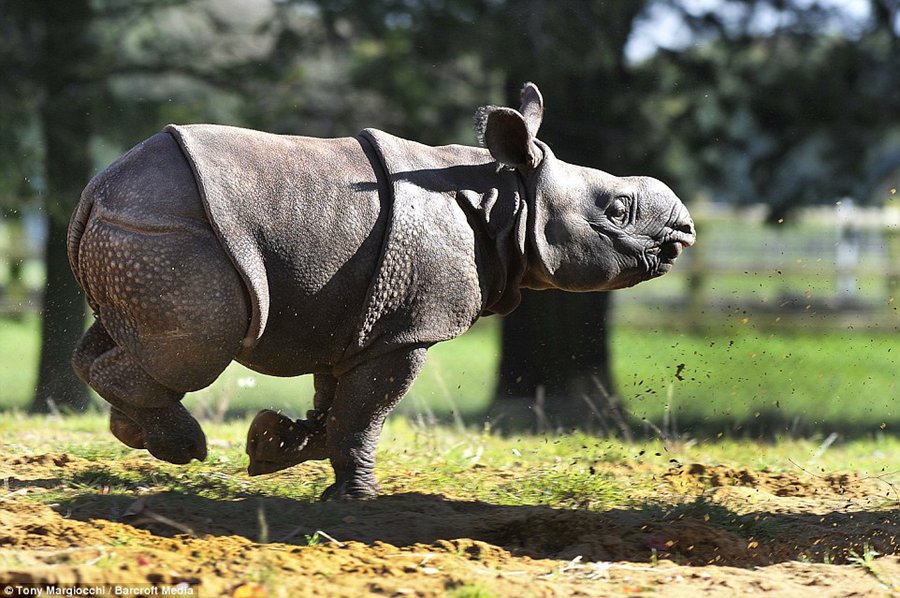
left=68, top=83, right=695, bottom=500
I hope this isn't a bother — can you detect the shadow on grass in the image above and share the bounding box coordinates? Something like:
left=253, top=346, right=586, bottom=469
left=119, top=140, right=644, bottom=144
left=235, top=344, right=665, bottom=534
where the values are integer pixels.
left=53, top=485, right=900, bottom=567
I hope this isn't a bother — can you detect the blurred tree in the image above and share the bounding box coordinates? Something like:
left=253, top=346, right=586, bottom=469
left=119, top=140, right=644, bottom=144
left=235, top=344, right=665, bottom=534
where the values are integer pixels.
left=0, top=2, right=42, bottom=314
left=0, top=0, right=283, bottom=413
left=14, top=0, right=96, bottom=412
left=482, top=2, right=649, bottom=435
left=638, top=0, right=900, bottom=220
left=0, top=3, right=42, bottom=210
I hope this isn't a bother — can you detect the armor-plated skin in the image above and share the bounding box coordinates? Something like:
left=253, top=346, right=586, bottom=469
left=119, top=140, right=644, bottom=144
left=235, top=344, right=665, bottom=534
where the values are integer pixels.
left=68, top=84, right=695, bottom=499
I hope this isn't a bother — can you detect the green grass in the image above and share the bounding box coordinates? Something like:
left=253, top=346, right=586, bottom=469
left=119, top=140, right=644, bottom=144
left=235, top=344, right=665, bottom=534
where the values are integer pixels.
left=848, top=545, right=897, bottom=589
left=2, top=414, right=899, bottom=577
left=612, top=320, right=899, bottom=434
left=446, top=583, right=499, bottom=598
left=0, top=314, right=40, bottom=408
left=1, top=307, right=897, bottom=436
left=3, top=414, right=899, bottom=500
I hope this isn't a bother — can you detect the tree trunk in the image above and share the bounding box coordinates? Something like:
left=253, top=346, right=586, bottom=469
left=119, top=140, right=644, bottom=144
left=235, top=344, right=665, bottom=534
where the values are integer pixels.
left=32, top=215, right=90, bottom=413
left=491, top=290, right=630, bottom=437
left=29, top=0, right=93, bottom=413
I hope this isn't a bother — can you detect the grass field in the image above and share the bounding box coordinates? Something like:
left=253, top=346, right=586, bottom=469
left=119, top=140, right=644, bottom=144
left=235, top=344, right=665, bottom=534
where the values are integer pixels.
left=1, top=414, right=899, bottom=595
left=0, top=310, right=896, bottom=438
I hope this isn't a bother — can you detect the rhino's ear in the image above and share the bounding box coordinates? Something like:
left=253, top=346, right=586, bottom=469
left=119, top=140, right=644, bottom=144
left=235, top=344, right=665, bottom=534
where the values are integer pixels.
left=519, top=82, right=543, bottom=138
left=475, top=106, right=542, bottom=170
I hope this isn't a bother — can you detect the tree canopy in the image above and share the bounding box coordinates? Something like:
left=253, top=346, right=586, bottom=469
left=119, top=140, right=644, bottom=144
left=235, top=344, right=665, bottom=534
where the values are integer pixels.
left=0, top=0, right=896, bottom=414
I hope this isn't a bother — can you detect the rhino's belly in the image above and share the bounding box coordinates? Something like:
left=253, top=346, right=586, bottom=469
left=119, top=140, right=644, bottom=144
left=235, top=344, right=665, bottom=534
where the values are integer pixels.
left=234, top=188, right=390, bottom=376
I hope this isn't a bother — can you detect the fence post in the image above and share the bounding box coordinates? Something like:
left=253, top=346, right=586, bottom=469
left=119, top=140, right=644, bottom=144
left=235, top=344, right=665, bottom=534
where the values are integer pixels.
left=685, top=197, right=708, bottom=329
left=886, top=194, right=900, bottom=308
left=835, top=199, right=860, bottom=307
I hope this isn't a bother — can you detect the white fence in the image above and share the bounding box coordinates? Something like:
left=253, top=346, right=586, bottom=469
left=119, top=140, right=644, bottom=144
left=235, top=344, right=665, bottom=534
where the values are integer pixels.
left=2, top=202, right=900, bottom=325
left=619, top=201, right=900, bottom=329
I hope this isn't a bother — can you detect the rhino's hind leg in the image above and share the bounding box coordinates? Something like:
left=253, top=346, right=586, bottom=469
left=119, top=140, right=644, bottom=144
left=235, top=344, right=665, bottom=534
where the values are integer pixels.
left=73, top=323, right=146, bottom=450
left=246, top=373, right=334, bottom=475
left=90, top=345, right=206, bottom=464
left=72, top=321, right=116, bottom=384
left=70, top=130, right=250, bottom=465
left=73, top=322, right=206, bottom=464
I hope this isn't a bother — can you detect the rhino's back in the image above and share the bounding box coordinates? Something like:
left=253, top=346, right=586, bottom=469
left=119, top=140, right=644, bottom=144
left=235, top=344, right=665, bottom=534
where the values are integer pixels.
left=167, top=124, right=389, bottom=375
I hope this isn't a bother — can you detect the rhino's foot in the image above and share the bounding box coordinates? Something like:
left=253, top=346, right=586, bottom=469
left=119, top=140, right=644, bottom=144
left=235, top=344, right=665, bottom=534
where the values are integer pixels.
left=142, top=405, right=207, bottom=464
left=320, top=475, right=380, bottom=501
left=112, top=404, right=207, bottom=465
left=246, top=409, right=328, bottom=476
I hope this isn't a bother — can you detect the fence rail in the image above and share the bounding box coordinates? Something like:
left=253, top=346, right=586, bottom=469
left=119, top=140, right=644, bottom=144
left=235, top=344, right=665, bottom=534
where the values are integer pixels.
left=620, top=201, right=900, bottom=330
left=2, top=202, right=899, bottom=328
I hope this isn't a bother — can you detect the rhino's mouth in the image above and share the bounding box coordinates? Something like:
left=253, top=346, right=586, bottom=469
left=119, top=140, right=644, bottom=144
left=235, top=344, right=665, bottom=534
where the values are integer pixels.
left=656, top=240, right=685, bottom=270
left=644, top=238, right=688, bottom=277
left=585, top=222, right=693, bottom=288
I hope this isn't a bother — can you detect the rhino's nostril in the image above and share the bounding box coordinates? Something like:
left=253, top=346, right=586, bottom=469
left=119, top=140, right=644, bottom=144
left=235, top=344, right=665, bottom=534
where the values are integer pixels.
left=672, top=221, right=696, bottom=247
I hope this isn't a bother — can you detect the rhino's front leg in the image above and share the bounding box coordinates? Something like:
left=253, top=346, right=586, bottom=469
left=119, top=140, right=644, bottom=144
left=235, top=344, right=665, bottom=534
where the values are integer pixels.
left=321, top=347, right=427, bottom=500
left=297, top=372, right=336, bottom=458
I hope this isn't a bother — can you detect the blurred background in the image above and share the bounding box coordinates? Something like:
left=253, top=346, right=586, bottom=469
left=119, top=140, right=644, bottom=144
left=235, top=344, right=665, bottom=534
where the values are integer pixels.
left=0, top=0, right=897, bottom=439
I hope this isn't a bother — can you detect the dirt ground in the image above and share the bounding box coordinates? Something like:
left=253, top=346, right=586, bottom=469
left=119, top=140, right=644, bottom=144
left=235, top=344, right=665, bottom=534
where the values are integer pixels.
left=1, top=452, right=899, bottom=597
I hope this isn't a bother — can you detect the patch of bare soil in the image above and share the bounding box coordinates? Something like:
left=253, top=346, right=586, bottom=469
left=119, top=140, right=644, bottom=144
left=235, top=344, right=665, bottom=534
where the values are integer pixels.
left=2, top=455, right=899, bottom=597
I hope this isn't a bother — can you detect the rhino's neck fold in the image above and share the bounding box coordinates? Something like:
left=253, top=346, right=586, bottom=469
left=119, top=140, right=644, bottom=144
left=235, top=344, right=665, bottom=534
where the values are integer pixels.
left=516, top=140, right=562, bottom=291
left=455, top=182, right=529, bottom=317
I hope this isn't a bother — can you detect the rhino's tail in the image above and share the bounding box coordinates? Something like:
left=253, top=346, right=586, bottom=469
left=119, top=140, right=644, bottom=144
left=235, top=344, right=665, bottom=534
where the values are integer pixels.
left=67, top=174, right=100, bottom=290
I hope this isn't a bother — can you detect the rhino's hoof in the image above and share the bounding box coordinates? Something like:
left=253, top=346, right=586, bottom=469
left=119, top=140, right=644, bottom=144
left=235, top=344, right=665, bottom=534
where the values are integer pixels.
left=320, top=477, right=380, bottom=501
left=113, top=405, right=207, bottom=464
left=147, top=441, right=207, bottom=465
left=246, top=409, right=327, bottom=476
left=143, top=409, right=208, bottom=464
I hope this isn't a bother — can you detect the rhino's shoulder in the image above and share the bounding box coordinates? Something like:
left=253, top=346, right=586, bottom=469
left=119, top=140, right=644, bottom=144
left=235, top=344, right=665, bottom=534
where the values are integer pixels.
left=347, top=129, right=527, bottom=359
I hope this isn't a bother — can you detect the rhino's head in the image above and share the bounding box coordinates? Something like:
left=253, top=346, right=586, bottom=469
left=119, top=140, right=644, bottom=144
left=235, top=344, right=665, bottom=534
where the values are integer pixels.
left=478, top=83, right=696, bottom=292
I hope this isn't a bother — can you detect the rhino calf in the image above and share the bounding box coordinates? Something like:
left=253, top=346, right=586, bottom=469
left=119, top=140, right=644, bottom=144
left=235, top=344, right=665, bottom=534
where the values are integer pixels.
left=68, top=83, right=695, bottom=499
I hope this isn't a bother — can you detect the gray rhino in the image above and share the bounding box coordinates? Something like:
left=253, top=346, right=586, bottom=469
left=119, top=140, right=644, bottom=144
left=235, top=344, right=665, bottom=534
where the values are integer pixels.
left=68, top=83, right=695, bottom=499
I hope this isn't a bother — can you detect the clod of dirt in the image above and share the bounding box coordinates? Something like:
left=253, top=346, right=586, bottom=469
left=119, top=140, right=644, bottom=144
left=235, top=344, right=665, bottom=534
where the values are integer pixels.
left=0, top=452, right=95, bottom=479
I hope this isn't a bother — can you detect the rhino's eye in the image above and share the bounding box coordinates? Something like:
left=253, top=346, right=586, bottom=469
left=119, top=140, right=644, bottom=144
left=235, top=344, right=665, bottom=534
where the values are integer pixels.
left=606, top=197, right=629, bottom=225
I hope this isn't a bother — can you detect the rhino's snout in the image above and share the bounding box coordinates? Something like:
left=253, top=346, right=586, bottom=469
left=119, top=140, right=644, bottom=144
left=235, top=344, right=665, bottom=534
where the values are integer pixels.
left=669, top=205, right=696, bottom=246
left=651, top=205, right=695, bottom=275
left=663, top=206, right=696, bottom=251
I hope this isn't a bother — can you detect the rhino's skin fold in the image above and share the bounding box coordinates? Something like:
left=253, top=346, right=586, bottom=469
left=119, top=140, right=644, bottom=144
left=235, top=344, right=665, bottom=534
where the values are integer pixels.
left=68, top=83, right=695, bottom=499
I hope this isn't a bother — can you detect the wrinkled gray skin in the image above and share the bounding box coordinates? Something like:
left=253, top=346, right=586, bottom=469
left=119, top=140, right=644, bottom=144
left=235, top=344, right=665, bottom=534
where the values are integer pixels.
left=68, top=84, right=695, bottom=500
